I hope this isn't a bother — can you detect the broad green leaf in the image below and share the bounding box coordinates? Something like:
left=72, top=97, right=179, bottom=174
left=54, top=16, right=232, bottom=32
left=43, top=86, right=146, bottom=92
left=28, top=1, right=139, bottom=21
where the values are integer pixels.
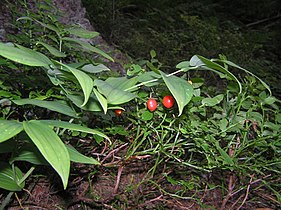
left=195, top=55, right=242, bottom=93
left=141, top=110, right=154, bottom=121
left=36, top=41, right=66, bottom=57
left=62, top=37, right=114, bottom=62
left=106, top=77, right=138, bottom=91
left=66, top=27, right=99, bottom=39
left=189, top=55, right=205, bottom=67
left=107, top=106, right=125, bottom=111
left=67, top=93, right=103, bottom=112
left=93, top=88, right=107, bottom=114
left=219, top=118, right=228, bottom=131
left=13, top=99, right=78, bottom=118
left=94, top=80, right=136, bottom=105
left=0, top=42, right=52, bottom=67
left=66, top=144, right=100, bottom=164
left=11, top=143, right=48, bottom=165
left=249, top=112, right=263, bottom=123
left=81, top=63, right=110, bottom=73
left=176, top=61, right=191, bottom=69
left=0, top=120, right=23, bottom=143
left=150, top=50, right=156, bottom=58
left=201, top=94, right=224, bottom=107
left=0, top=162, right=25, bottom=191
left=37, top=120, right=109, bottom=140
left=58, top=63, right=94, bottom=107
left=160, top=71, right=193, bottom=116
left=23, top=121, right=70, bottom=189
left=15, top=44, right=54, bottom=66
left=263, top=96, right=276, bottom=105
left=136, top=71, right=161, bottom=87
left=67, top=62, right=86, bottom=69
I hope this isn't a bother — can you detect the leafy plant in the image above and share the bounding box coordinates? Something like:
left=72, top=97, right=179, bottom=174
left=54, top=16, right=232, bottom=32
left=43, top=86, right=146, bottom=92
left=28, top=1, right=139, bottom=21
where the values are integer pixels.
left=1, top=1, right=280, bottom=209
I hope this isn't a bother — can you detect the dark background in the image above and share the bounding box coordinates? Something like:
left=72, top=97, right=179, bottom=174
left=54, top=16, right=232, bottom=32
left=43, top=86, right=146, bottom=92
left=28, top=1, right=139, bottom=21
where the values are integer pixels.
left=82, top=0, right=281, bottom=97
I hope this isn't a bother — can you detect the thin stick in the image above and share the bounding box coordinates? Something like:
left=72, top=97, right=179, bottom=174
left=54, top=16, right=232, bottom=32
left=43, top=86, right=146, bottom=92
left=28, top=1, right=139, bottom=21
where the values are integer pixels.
left=101, top=143, right=128, bottom=164
left=114, top=165, right=124, bottom=194
left=236, top=174, right=254, bottom=210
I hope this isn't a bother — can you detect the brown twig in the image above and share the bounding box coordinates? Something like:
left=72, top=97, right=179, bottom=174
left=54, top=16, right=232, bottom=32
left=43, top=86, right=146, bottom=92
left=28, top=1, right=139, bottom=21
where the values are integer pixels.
left=15, top=193, right=23, bottom=209
left=246, top=14, right=281, bottom=27
left=113, top=165, right=124, bottom=194
left=101, top=143, right=128, bottom=165
left=231, top=174, right=271, bottom=197
left=220, top=138, right=237, bottom=210
left=141, top=195, right=163, bottom=206
left=220, top=173, right=235, bottom=210
left=236, top=174, right=255, bottom=209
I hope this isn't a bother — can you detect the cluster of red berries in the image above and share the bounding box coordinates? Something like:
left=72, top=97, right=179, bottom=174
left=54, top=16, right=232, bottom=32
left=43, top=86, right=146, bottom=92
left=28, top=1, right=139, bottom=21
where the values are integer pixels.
left=146, top=95, right=175, bottom=112
left=115, top=95, right=175, bottom=116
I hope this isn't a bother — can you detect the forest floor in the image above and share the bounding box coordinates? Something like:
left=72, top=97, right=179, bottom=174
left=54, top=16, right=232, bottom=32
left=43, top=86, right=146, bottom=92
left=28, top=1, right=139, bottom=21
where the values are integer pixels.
left=2, top=141, right=278, bottom=210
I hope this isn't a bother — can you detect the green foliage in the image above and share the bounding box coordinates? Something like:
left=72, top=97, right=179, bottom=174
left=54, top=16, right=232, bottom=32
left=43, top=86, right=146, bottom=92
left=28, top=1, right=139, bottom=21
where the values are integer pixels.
left=0, top=0, right=120, bottom=197
left=120, top=58, right=281, bottom=207
left=1, top=0, right=281, bottom=208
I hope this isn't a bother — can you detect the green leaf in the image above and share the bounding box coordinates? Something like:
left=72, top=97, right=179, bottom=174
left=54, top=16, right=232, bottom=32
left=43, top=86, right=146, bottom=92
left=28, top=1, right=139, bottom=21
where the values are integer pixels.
left=58, top=63, right=94, bottom=107
left=36, top=41, right=66, bottom=57
left=127, top=64, right=143, bottom=76
left=202, top=94, right=224, bottom=107
left=141, top=110, right=154, bottom=121
left=219, top=118, right=228, bottom=131
left=106, top=77, right=138, bottom=91
left=190, top=55, right=205, bottom=67
left=66, top=144, right=100, bottom=164
left=136, top=71, right=161, bottom=87
left=150, top=50, right=156, bottom=58
left=214, top=141, right=234, bottom=166
left=263, top=96, right=276, bottom=105
left=11, top=143, right=48, bottom=165
left=160, top=71, right=193, bottom=116
left=0, top=162, right=25, bottom=191
left=67, top=93, right=103, bottom=112
left=0, top=42, right=53, bottom=67
left=13, top=99, right=78, bottom=118
left=193, top=55, right=242, bottom=94
left=81, top=63, right=110, bottom=73
left=66, top=27, right=99, bottom=39
left=94, top=80, right=136, bottom=105
left=37, top=120, right=109, bottom=140
left=176, top=60, right=191, bottom=70
left=0, top=120, right=23, bottom=143
left=23, top=121, right=70, bottom=189
left=93, top=88, right=107, bottom=114
left=146, top=61, right=160, bottom=73
left=62, top=37, right=114, bottom=62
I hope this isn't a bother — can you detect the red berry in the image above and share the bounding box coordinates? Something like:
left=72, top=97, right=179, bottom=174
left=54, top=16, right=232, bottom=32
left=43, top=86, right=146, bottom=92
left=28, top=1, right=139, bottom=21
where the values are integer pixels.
left=147, top=98, right=157, bottom=112
left=115, top=109, right=122, bottom=116
left=162, top=95, right=175, bottom=109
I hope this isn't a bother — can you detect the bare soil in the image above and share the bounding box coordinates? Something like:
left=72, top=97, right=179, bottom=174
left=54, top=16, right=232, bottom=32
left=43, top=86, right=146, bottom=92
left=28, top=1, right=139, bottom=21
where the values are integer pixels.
left=1, top=143, right=278, bottom=209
